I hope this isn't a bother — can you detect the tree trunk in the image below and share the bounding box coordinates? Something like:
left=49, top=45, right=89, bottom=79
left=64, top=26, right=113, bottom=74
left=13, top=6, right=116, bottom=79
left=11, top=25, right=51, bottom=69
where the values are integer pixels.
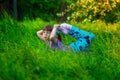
left=13, top=0, right=17, bottom=19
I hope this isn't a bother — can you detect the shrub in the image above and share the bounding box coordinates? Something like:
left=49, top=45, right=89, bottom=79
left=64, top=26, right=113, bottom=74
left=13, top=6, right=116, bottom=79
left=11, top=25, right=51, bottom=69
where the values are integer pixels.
left=57, top=0, right=120, bottom=23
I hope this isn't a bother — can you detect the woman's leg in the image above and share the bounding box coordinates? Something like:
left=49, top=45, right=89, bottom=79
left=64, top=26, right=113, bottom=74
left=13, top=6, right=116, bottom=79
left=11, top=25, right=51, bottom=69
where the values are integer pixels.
left=69, top=38, right=89, bottom=53
left=68, top=26, right=95, bottom=53
left=68, top=26, right=95, bottom=41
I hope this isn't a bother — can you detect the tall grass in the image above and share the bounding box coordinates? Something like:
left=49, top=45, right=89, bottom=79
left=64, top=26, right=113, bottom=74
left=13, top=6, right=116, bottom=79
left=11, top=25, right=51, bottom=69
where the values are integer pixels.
left=0, top=17, right=120, bottom=80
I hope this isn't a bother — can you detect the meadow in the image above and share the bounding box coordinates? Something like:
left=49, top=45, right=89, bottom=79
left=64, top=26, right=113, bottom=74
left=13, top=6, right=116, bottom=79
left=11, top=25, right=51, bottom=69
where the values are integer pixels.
left=0, top=17, right=120, bottom=80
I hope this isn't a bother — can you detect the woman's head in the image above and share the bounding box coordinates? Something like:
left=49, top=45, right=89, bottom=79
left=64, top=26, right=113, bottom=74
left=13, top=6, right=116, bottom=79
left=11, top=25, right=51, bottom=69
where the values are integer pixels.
left=43, top=25, right=53, bottom=32
left=42, top=25, right=62, bottom=41
left=42, top=25, right=53, bottom=40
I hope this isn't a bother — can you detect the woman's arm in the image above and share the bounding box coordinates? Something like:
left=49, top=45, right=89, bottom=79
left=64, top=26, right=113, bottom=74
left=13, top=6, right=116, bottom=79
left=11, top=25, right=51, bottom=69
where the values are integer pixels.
left=50, top=24, right=60, bottom=42
left=59, top=23, right=72, bottom=34
left=36, top=30, right=45, bottom=41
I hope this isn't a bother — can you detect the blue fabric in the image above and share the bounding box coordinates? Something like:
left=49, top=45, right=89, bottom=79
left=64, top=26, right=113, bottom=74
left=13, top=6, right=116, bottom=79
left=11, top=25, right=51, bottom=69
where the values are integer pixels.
left=69, top=38, right=89, bottom=52
left=68, top=26, right=95, bottom=53
left=56, top=30, right=60, bottom=35
left=68, top=26, right=95, bottom=40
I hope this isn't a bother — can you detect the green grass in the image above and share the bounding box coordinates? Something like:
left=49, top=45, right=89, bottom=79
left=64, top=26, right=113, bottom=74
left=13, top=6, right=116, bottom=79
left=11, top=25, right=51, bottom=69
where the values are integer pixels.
left=0, top=18, right=120, bottom=80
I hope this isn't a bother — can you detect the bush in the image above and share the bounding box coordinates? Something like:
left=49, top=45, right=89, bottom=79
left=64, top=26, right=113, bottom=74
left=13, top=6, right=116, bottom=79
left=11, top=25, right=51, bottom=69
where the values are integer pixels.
left=57, top=0, right=120, bottom=23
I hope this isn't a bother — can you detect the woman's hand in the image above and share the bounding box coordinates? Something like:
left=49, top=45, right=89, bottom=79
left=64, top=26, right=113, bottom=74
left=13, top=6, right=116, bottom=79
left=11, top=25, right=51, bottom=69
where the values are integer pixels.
left=49, top=24, right=60, bottom=42
left=36, top=30, right=46, bottom=41
left=53, top=24, right=60, bottom=29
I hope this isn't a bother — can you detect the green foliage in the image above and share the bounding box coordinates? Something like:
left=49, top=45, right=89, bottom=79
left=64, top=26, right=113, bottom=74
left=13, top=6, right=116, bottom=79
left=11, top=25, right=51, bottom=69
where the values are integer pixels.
left=57, top=0, right=120, bottom=23
left=0, top=17, right=120, bottom=80
left=17, top=0, right=71, bottom=21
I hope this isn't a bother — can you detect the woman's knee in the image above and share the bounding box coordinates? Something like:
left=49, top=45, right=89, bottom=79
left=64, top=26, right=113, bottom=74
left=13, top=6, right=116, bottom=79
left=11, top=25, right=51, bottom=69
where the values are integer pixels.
left=90, top=33, right=95, bottom=40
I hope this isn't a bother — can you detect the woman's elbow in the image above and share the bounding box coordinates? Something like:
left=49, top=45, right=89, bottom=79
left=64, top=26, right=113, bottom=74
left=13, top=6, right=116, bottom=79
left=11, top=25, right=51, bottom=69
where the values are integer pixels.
left=36, top=31, right=39, bottom=36
left=50, top=36, right=55, bottom=41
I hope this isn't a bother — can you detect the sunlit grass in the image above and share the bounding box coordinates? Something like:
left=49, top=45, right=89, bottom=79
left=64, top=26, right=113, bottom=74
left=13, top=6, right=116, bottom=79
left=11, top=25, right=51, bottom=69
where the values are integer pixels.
left=0, top=18, right=120, bottom=80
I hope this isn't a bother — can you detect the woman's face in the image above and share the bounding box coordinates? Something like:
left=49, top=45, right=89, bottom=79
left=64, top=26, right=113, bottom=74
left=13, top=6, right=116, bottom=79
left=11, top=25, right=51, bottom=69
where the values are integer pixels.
left=42, top=30, right=51, bottom=40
